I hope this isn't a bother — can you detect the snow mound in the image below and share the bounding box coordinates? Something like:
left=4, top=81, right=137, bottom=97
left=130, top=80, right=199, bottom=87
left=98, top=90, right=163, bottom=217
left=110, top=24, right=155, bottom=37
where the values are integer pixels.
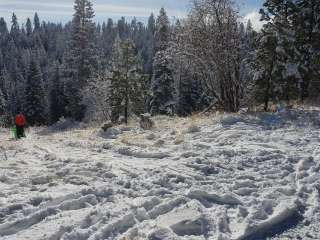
left=187, top=190, right=243, bottom=207
left=118, top=147, right=171, bottom=159
left=98, top=127, right=122, bottom=139
left=184, top=125, right=201, bottom=134
left=156, top=200, right=206, bottom=236
left=47, top=118, right=80, bottom=132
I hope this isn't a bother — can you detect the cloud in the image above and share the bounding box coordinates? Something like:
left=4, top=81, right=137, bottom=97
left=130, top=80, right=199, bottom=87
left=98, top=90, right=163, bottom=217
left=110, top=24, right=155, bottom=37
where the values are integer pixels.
left=243, top=11, right=265, bottom=31
left=0, top=0, right=188, bottom=24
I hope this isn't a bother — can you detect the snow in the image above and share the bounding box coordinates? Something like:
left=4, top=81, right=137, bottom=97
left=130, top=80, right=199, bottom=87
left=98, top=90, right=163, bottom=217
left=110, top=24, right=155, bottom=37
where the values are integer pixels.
left=0, top=108, right=320, bottom=239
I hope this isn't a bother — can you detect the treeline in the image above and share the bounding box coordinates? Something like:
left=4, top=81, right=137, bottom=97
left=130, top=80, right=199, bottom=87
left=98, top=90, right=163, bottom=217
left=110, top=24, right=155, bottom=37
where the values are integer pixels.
left=0, top=0, right=319, bottom=126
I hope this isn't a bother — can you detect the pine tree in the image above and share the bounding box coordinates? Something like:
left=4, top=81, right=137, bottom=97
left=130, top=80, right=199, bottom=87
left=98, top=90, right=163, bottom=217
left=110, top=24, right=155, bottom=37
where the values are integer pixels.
left=0, top=18, right=8, bottom=36
left=150, top=50, right=176, bottom=115
left=34, top=13, right=40, bottom=32
left=24, top=56, right=46, bottom=125
left=10, top=13, right=20, bottom=43
left=154, top=8, right=170, bottom=52
left=250, top=25, right=278, bottom=111
left=117, top=17, right=129, bottom=40
left=150, top=8, right=175, bottom=115
left=144, top=13, right=156, bottom=74
left=49, top=63, right=64, bottom=123
left=63, top=0, right=99, bottom=120
left=0, top=87, right=9, bottom=127
left=26, top=18, right=32, bottom=36
left=101, top=18, right=116, bottom=66
left=258, top=0, right=300, bottom=105
left=0, top=68, right=11, bottom=126
left=109, top=38, right=146, bottom=124
left=5, top=39, right=25, bottom=114
left=292, top=0, right=320, bottom=101
left=0, top=88, right=6, bottom=115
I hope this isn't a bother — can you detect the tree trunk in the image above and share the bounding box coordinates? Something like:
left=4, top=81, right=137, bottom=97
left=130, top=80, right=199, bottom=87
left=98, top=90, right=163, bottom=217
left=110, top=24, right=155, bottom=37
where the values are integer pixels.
left=124, top=97, right=129, bottom=125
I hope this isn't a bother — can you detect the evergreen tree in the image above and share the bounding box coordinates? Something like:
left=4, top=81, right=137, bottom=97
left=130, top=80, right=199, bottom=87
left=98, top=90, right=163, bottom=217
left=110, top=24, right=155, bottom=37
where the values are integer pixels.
left=109, top=38, right=146, bottom=124
left=101, top=18, right=116, bottom=66
left=49, top=63, right=64, bottom=123
left=144, top=13, right=156, bottom=74
left=34, top=13, right=40, bottom=32
left=117, top=17, right=129, bottom=40
left=5, top=39, right=25, bottom=114
left=258, top=0, right=300, bottom=105
left=292, top=0, right=320, bottom=101
left=150, top=50, right=175, bottom=115
left=0, top=18, right=8, bottom=36
left=154, top=8, right=170, bottom=52
left=26, top=18, right=32, bottom=36
left=10, top=13, right=20, bottom=42
left=0, top=88, right=6, bottom=115
left=250, top=25, right=278, bottom=111
left=150, top=8, right=175, bottom=115
left=63, top=0, right=99, bottom=120
left=24, top=56, right=46, bottom=125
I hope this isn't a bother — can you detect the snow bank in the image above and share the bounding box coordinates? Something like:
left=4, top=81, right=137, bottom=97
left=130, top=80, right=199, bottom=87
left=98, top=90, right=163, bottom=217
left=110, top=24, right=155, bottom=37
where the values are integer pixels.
left=47, top=118, right=80, bottom=133
left=219, top=109, right=320, bottom=129
left=1, top=108, right=319, bottom=240
left=187, top=190, right=243, bottom=207
left=234, top=200, right=303, bottom=240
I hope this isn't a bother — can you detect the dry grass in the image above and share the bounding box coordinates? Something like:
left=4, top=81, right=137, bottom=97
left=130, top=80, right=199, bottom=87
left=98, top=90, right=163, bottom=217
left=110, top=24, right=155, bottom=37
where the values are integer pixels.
left=119, top=135, right=149, bottom=148
left=174, top=134, right=185, bottom=145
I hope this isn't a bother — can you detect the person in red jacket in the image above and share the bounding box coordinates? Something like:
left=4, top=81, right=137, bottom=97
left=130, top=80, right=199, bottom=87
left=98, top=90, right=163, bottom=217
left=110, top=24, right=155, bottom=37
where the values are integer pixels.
left=15, top=113, right=26, bottom=139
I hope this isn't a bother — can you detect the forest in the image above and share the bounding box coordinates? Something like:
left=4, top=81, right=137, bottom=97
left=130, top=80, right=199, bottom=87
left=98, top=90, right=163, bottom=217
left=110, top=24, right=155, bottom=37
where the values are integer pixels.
left=0, top=0, right=319, bottom=126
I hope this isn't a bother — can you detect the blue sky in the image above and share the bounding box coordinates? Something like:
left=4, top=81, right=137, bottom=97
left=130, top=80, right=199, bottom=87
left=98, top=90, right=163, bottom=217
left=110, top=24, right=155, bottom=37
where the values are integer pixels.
left=0, top=0, right=264, bottom=29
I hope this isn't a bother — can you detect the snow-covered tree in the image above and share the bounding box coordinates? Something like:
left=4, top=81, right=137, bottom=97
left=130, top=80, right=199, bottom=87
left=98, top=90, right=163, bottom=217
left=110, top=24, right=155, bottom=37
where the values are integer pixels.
left=150, top=50, right=176, bottom=115
left=83, top=70, right=111, bottom=122
left=292, top=0, right=320, bottom=101
left=249, top=24, right=278, bottom=111
left=34, top=13, right=40, bottom=32
left=24, top=56, right=46, bottom=125
left=144, top=13, right=156, bottom=75
left=154, top=8, right=170, bottom=52
left=255, top=0, right=305, bottom=105
left=109, top=38, right=146, bottom=124
left=170, top=20, right=210, bottom=116
left=149, top=8, right=176, bottom=115
left=101, top=18, right=116, bottom=66
left=173, top=0, right=244, bottom=112
left=63, top=0, right=99, bottom=121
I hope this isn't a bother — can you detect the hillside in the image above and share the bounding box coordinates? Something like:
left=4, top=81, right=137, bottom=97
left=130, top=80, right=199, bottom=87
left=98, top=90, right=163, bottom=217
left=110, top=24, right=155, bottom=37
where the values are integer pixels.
left=0, top=108, right=320, bottom=240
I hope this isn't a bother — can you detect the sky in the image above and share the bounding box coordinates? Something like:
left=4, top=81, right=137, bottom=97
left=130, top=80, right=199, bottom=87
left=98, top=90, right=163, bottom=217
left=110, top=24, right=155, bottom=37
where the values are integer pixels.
left=0, top=0, right=265, bottom=30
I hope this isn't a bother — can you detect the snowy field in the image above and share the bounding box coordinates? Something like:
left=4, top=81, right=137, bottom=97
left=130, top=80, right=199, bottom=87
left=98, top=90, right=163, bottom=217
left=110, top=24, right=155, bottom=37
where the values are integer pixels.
left=0, top=108, right=320, bottom=240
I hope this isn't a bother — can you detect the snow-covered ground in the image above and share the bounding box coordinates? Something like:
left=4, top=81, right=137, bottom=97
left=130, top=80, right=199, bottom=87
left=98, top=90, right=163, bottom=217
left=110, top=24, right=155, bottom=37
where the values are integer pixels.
left=0, top=108, right=320, bottom=240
